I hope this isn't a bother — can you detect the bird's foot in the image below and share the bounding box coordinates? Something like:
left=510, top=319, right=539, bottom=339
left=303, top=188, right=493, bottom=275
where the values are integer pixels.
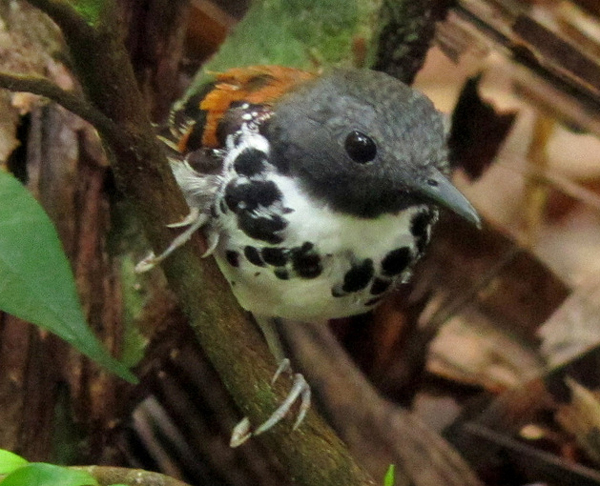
left=230, top=359, right=311, bottom=447
left=135, top=210, right=216, bottom=273
left=166, top=207, right=201, bottom=228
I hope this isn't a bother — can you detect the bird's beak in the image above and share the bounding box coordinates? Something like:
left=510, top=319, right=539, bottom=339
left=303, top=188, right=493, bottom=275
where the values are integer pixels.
left=416, top=169, right=481, bottom=228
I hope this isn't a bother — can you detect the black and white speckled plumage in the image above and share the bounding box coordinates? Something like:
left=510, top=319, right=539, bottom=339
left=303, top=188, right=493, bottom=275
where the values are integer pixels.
left=167, top=69, right=478, bottom=322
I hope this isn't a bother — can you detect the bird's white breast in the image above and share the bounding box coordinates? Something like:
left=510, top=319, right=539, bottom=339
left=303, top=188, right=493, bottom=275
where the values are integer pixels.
left=212, top=173, right=433, bottom=322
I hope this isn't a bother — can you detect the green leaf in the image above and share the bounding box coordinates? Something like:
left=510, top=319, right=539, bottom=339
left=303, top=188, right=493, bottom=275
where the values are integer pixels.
left=0, top=463, right=97, bottom=486
left=0, top=171, right=137, bottom=383
left=69, top=0, right=105, bottom=26
left=184, top=0, right=380, bottom=103
left=0, top=449, right=28, bottom=475
left=383, top=464, right=395, bottom=486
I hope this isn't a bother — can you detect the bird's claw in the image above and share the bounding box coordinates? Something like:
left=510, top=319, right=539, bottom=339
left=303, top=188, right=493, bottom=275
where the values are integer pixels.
left=254, top=372, right=310, bottom=435
left=229, top=365, right=311, bottom=448
left=135, top=251, right=160, bottom=273
left=230, top=417, right=252, bottom=447
left=135, top=210, right=213, bottom=273
left=271, top=357, right=292, bottom=384
left=166, top=207, right=200, bottom=228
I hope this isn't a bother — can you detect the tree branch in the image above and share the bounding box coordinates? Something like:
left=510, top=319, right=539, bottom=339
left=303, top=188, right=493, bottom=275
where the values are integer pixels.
left=22, top=0, right=96, bottom=40
left=14, top=1, right=376, bottom=485
left=0, top=71, right=117, bottom=139
left=373, top=0, right=450, bottom=84
left=73, top=466, right=193, bottom=486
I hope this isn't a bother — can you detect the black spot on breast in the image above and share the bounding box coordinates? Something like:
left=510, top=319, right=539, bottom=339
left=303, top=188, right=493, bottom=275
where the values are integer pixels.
left=261, top=247, right=288, bottom=266
left=381, top=247, right=412, bottom=276
left=416, top=236, right=428, bottom=255
left=411, top=210, right=433, bottom=254
left=224, top=180, right=282, bottom=213
left=233, top=148, right=266, bottom=177
left=252, top=181, right=283, bottom=206
left=295, top=256, right=321, bottom=279
left=370, top=278, right=391, bottom=295
left=224, top=182, right=246, bottom=212
left=244, top=246, right=265, bottom=267
left=342, top=259, right=374, bottom=293
left=274, top=268, right=289, bottom=280
left=411, top=210, right=432, bottom=239
left=291, top=242, right=322, bottom=279
left=225, top=250, right=240, bottom=267
left=239, top=213, right=286, bottom=244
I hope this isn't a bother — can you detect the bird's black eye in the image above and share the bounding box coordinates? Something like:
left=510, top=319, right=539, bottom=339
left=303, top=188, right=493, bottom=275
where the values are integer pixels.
left=344, top=130, right=377, bottom=164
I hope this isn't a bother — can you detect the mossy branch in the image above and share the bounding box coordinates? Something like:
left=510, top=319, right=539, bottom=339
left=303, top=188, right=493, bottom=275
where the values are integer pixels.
left=8, top=0, right=377, bottom=485
left=73, top=465, right=193, bottom=486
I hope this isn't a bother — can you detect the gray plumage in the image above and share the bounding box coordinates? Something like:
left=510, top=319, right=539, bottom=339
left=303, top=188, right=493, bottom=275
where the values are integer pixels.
left=265, top=69, right=450, bottom=218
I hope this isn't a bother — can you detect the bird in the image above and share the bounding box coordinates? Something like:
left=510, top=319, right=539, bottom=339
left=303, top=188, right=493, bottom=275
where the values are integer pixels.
left=137, top=65, right=480, bottom=445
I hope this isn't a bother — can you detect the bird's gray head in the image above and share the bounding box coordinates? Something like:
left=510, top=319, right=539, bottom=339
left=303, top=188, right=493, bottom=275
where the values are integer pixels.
left=265, top=68, right=479, bottom=224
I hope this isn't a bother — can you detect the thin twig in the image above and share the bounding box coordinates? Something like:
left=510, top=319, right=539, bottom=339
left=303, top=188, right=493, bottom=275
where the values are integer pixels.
left=0, top=71, right=118, bottom=138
